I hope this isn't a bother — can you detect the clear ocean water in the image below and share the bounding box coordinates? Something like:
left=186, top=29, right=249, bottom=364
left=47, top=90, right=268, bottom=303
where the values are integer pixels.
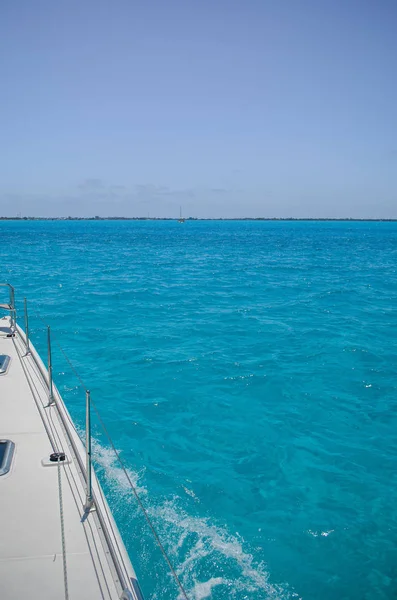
left=1, top=219, right=397, bottom=600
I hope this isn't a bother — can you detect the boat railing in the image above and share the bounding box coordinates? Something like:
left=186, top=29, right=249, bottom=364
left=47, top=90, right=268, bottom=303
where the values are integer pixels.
left=16, top=320, right=140, bottom=599
left=7, top=284, right=189, bottom=600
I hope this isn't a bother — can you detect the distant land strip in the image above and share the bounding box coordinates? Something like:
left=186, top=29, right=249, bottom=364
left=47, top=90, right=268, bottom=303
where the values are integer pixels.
left=1, top=217, right=397, bottom=222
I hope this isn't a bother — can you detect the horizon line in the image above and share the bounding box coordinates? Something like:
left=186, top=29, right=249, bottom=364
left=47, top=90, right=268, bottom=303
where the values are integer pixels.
left=1, top=217, right=397, bottom=222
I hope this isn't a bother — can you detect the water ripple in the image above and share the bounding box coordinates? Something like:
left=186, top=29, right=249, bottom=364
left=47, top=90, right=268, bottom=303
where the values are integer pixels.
left=1, top=220, right=397, bottom=599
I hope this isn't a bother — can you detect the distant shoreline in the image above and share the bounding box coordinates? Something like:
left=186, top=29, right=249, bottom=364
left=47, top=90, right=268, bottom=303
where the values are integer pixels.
left=1, top=217, right=397, bottom=222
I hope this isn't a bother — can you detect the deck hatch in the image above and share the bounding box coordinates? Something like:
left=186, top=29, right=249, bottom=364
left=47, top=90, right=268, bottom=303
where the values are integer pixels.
left=0, top=440, right=15, bottom=476
left=0, top=354, right=11, bottom=374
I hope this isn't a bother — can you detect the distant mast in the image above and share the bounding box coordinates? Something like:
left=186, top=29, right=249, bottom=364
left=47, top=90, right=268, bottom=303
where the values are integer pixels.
left=178, top=206, right=185, bottom=223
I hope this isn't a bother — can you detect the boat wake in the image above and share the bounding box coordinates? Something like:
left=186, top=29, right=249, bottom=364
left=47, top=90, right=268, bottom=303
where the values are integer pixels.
left=151, top=500, right=293, bottom=599
left=90, top=436, right=295, bottom=599
left=90, top=436, right=147, bottom=497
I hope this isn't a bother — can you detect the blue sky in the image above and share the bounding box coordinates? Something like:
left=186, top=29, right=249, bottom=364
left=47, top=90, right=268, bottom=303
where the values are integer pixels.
left=0, top=0, right=396, bottom=218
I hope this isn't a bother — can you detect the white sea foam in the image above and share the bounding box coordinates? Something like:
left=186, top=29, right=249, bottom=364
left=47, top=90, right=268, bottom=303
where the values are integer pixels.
left=321, top=530, right=334, bottom=537
left=77, top=430, right=147, bottom=497
left=189, top=577, right=226, bottom=599
left=307, top=529, right=334, bottom=538
left=89, top=434, right=294, bottom=599
left=151, top=501, right=293, bottom=599
left=92, top=437, right=147, bottom=496
left=182, top=485, right=200, bottom=502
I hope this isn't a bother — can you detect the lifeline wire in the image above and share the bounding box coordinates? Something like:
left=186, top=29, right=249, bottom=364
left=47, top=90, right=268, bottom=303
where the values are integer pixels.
left=34, top=311, right=190, bottom=600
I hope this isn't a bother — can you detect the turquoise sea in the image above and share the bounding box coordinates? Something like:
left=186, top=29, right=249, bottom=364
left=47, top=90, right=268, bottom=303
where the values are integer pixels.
left=1, top=219, right=397, bottom=599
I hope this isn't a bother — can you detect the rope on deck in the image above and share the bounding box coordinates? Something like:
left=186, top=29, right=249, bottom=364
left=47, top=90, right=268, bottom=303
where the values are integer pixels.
left=57, top=456, right=70, bottom=600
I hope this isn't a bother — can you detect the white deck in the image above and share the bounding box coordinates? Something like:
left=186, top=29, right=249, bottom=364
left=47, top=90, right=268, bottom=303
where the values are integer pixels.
left=0, top=315, right=142, bottom=600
